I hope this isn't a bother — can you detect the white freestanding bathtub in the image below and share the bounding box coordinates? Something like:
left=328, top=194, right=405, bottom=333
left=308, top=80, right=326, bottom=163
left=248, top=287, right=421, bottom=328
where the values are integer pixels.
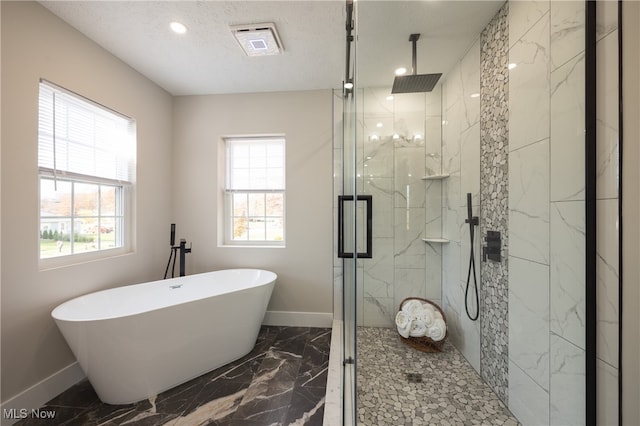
left=51, top=269, right=276, bottom=405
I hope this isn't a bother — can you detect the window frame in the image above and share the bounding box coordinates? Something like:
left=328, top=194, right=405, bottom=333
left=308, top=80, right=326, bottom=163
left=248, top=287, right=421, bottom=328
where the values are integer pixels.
left=37, top=80, right=135, bottom=267
left=223, top=136, right=286, bottom=247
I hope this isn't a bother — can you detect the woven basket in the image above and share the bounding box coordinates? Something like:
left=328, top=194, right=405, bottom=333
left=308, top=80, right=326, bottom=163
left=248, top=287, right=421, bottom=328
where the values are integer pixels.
left=397, top=297, right=448, bottom=353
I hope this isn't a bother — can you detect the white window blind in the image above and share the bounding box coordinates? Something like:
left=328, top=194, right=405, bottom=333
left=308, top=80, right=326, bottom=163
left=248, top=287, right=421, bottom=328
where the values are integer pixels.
left=38, top=80, right=136, bottom=184
left=226, top=137, right=285, bottom=191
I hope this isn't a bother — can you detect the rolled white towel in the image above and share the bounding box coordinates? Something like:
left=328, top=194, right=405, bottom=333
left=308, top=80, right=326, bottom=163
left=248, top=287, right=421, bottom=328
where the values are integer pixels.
left=434, top=310, right=443, bottom=321
left=409, top=319, right=428, bottom=337
left=421, top=302, right=435, bottom=315
left=395, top=311, right=412, bottom=338
left=427, top=318, right=447, bottom=342
left=422, top=308, right=435, bottom=328
left=401, top=299, right=424, bottom=318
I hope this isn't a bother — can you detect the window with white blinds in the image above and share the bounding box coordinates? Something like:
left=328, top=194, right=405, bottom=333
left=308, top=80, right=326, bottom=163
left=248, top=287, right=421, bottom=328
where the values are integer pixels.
left=38, top=80, right=136, bottom=261
left=38, top=80, right=136, bottom=183
left=224, top=137, right=285, bottom=245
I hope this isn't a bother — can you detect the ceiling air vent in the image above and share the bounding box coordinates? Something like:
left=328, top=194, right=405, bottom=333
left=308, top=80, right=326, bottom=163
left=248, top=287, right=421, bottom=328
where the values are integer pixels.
left=230, top=23, right=284, bottom=57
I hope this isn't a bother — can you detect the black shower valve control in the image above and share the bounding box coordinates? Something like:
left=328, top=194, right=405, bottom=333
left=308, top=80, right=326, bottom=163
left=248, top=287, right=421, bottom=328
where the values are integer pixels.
left=465, top=216, right=479, bottom=226
left=483, top=230, right=501, bottom=262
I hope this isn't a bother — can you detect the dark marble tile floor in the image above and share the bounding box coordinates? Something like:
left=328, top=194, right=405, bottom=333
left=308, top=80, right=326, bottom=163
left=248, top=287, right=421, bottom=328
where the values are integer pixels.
left=13, top=326, right=330, bottom=426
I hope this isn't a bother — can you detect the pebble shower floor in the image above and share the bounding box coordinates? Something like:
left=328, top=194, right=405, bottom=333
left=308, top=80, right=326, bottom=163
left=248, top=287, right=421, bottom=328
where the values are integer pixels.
left=357, top=327, right=520, bottom=426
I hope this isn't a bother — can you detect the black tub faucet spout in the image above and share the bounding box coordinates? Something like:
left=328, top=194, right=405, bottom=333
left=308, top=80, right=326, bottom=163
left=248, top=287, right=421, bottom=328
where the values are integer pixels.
left=179, top=238, right=192, bottom=277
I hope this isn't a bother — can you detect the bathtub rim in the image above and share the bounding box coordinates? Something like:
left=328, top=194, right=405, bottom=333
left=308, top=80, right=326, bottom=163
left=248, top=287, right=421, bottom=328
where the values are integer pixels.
left=51, top=268, right=277, bottom=323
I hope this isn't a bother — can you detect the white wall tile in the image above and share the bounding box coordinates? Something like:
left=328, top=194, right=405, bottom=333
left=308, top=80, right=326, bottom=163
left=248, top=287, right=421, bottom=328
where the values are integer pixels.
left=509, top=256, right=550, bottom=390
left=393, top=207, right=425, bottom=268
left=425, top=242, right=442, bottom=301
left=393, top=268, right=427, bottom=309
left=550, top=53, right=585, bottom=202
left=550, top=334, right=585, bottom=426
left=363, top=237, right=394, bottom=299
left=363, top=136, right=394, bottom=179
left=394, top=147, right=426, bottom=208
left=509, top=360, right=550, bottom=426
left=460, top=39, right=481, bottom=131
left=509, top=12, right=550, bottom=151
left=550, top=1, right=585, bottom=71
left=363, top=297, right=394, bottom=328
left=509, top=0, right=550, bottom=49
left=550, top=201, right=586, bottom=349
left=509, top=139, right=550, bottom=264
left=460, top=123, right=481, bottom=207
left=365, top=177, right=393, bottom=238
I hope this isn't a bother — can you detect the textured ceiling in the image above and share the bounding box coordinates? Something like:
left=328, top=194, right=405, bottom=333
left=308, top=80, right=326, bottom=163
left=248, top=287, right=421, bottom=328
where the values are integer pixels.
left=40, top=0, right=504, bottom=96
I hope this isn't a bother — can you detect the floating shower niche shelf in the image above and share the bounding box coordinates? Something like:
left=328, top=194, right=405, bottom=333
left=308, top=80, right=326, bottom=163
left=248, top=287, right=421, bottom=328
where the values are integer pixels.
left=421, top=174, right=449, bottom=180
left=422, top=238, right=450, bottom=244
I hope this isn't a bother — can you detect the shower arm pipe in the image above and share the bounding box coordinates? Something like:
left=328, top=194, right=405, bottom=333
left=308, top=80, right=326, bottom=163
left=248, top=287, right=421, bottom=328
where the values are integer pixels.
left=409, top=33, right=419, bottom=75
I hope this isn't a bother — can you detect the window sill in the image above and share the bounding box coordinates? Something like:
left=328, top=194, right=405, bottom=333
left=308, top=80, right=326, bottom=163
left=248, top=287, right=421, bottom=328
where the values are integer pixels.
left=39, top=247, right=133, bottom=271
left=218, top=244, right=286, bottom=249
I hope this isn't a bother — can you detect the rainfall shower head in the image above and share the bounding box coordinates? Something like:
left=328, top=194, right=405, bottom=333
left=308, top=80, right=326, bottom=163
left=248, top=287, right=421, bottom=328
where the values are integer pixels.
left=392, top=34, right=442, bottom=94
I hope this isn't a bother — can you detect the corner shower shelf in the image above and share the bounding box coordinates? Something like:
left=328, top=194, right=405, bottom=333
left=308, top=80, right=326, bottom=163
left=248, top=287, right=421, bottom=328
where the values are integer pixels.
left=422, top=238, right=450, bottom=244
left=421, top=174, right=450, bottom=180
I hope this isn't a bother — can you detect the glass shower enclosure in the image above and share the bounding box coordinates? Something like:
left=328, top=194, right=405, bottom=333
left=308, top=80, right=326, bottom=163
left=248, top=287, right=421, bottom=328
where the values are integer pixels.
left=336, top=0, right=602, bottom=425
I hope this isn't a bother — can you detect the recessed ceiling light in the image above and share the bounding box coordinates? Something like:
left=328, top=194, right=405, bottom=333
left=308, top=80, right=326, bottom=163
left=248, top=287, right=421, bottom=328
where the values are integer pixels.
left=395, top=67, right=407, bottom=76
left=470, top=93, right=480, bottom=98
left=170, top=21, right=187, bottom=34
left=376, top=122, right=383, bottom=128
left=230, top=23, right=283, bottom=57
left=508, top=63, right=517, bottom=70
left=386, top=95, right=394, bottom=101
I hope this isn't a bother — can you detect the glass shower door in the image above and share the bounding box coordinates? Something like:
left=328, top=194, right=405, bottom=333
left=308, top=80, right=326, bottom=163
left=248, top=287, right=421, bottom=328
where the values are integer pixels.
left=341, top=1, right=358, bottom=423
left=341, top=99, right=357, bottom=424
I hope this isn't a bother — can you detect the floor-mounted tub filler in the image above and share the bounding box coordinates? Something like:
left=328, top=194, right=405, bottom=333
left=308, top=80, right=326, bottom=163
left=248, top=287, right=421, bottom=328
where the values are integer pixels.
left=51, top=269, right=276, bottom=405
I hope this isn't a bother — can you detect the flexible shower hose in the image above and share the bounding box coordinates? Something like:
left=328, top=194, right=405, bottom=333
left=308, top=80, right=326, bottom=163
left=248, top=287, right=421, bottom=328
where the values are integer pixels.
left=465, top=193, right=480, bottom=321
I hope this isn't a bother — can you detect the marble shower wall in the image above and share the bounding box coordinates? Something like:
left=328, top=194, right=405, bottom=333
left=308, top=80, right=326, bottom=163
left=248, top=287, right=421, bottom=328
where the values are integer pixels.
left=507, top=2, right=620, bottom=426
left=354, top=87, right=443, bottom=327
left=440, top=0, right=510, bottom=401
left=440, top=35, right=482, bottom=377
left=507, top=1, right=553, bottom=423
left=440, top=2, right=620, bottom=424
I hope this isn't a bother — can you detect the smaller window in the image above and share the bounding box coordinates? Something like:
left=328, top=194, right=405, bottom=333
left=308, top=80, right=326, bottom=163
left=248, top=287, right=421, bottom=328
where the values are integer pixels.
left=224, top=136, right=285, bottom=246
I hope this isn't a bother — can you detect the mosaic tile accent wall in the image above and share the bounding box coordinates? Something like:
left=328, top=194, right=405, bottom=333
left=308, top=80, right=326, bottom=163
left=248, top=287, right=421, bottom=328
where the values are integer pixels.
left=479, top=2, right=509, bottom=403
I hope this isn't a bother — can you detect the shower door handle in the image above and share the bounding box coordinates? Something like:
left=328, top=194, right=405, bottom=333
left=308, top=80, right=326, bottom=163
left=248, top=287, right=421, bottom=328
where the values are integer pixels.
left=338, top=195, right=372, bottom=259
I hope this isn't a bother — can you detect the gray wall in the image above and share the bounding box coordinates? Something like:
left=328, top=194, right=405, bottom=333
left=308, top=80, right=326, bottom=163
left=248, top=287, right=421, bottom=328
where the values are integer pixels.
left=1, top=2, right=173, bottom=402
left=171, top=91, right=334, bottom=318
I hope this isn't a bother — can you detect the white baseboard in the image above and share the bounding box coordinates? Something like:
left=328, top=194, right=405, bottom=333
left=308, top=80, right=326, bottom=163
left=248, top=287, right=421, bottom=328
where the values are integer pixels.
left=262, top=310, right=333, bottom=328
left=0, top=362, right=85, bottom=426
